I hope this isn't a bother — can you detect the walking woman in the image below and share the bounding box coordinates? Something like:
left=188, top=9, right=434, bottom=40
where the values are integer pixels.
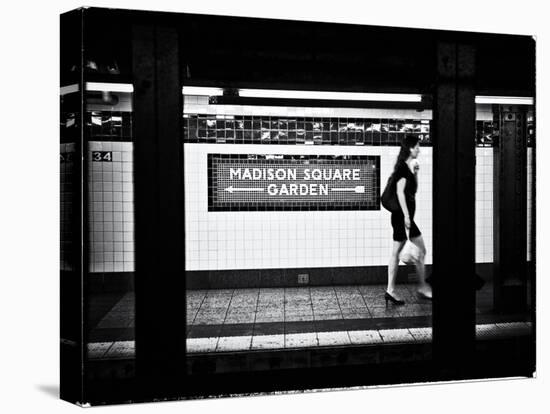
left=385, top=135, right=432, bottom=305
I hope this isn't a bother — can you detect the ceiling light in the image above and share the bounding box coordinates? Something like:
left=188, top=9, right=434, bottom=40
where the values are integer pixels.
left=182, top=86, right=224, bottom=96
left=475, top=96, right=534, bottom=105
left=85, top=82, right=134, bottom=93
left=239, top=88, right=422, bottom=102
left=60, top=84, right=79, bottom=96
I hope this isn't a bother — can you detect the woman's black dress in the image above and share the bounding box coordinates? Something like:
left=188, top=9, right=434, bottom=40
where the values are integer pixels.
left=390, top=160, right=421, bottom=242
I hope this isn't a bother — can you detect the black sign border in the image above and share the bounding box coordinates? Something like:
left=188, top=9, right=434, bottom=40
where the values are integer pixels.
left=207, top=153, right=380, bottom=212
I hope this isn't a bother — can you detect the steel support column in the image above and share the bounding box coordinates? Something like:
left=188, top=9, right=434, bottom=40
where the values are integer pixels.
left=60, top=9, right=86, bottom=405
left=493, top=105, right=528, bottom=312
left=132, top=22, right=185, bottom=396
left=432, top=42, right=476, bottom=371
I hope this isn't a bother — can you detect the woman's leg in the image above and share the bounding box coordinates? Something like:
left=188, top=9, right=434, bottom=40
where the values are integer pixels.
left=387, top=240, right=406, bottom=297
left=409, top=235, right=431, bottom=297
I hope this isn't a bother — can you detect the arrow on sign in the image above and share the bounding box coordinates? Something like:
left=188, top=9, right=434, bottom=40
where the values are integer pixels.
left=224, top=186, right=265, bottom=193
left=330, top=186, right=365, bottom=193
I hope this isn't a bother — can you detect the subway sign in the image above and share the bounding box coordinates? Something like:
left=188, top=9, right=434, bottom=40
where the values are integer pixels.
left=208, top=154, right=380, bottom=211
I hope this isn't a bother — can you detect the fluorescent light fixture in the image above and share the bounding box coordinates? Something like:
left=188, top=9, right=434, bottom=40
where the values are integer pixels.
left=85, top=82, right=134, bottom=93
left=238, top=88, right=423, bottom=102
left=182, top=86, right=224, bottom=96
left=181, top=86, right=422, bottom=102
left=475, top=96, right=534, bottom=105
left=60, top=84, right=79, bottom=96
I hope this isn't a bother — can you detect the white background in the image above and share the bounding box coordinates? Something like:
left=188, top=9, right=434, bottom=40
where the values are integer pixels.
left=0, top=0, right=548, bottom=412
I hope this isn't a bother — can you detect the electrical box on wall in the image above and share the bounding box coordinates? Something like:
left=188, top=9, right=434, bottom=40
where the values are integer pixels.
left=297, top=274, right=309, bottom=284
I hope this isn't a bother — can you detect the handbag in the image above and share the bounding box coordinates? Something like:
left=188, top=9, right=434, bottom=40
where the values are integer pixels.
left=381, top=173, right=400, bottom=212
left=399, top=241, right=420, bottom=264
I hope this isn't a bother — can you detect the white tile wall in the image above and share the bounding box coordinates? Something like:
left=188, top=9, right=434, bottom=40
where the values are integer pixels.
left=474, top=147, right=534, bottom=263
left=87, top=141, right=135, bottom=273
left=60, top=143, right=75, bottom=271
left=475, top=148, right=494, bottom=263
left=188, top=145, right=523, bottom=271
left=184, top=143, right=433, bottom=271
left=527, top=147, right=533, bottom=261
left=80, top=97, right=533, bottom=273
left=474, top=107, right=534, bottom=263
left=185, top=144, right=528, bottom=270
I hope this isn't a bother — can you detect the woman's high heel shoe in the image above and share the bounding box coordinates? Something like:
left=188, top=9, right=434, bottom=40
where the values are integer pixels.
left=385, top=291, right=405, bottom=307
left=417, top=290, right=432, bottom=301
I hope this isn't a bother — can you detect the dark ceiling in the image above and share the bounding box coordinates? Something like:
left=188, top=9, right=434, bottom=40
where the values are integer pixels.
left=62, top=7, right=535, bottom=97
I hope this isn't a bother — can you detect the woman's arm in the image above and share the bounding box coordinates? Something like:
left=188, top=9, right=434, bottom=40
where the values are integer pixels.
left=396, top=178, right=411, bottom=229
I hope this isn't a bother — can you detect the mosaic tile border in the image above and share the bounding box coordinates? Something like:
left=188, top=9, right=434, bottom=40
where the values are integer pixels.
left=86, top=111, right=133, bottom=142
left=184, top=113, right=432, bottom=146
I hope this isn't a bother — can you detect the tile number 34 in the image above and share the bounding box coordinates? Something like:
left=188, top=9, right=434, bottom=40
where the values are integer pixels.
left=92, top=151, right=112, bottom=162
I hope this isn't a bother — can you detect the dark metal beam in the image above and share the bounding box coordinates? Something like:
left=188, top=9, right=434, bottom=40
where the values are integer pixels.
left=432, top=42, right=476, bottom=372
left=133, top=22, right=185, bottom=397
left=493, top=105, right=528, bottom=312
left=60, top=8, right=86, bottom=405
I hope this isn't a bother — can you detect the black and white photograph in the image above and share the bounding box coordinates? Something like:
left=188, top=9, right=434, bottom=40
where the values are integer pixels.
left=58, top=5, right=537, bottom=404
left=1, top=0, right=549, bottom=412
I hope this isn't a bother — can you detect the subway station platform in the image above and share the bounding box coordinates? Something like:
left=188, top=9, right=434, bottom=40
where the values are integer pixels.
left=86, top=283, right=532, bottom=360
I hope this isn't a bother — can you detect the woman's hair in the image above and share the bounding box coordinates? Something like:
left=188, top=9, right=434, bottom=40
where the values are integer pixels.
left=393, top=134, right=420, bottom=173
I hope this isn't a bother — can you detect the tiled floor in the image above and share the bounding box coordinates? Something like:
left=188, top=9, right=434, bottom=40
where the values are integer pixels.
left=187, top=284, right=432, bottom=326
left=86, top=283, right=532, bottom=359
